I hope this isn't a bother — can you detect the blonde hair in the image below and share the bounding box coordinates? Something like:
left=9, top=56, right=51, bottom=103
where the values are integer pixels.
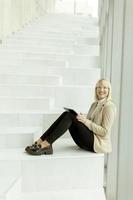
left=95, top=79, right=112, bottom=101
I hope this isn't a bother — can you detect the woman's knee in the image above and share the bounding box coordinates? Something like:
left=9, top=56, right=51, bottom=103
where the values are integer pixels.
left=62, top=111, right=75, bottom=120
left=60, top=111, right=69, bottom=117
left=63, top=111, right=69, bottom=115
left=71, top=119, right=86, bottom=129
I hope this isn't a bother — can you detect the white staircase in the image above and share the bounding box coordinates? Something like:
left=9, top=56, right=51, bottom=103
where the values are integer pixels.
left=0, top=13, right=105, bottom=200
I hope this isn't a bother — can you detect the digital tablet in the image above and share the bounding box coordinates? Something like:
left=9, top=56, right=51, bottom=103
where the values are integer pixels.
left=63, top=107, right=78, bottom=116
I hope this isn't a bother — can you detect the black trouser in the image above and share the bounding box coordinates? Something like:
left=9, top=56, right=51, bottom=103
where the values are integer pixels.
left=40, top=111, right=95, bottom=152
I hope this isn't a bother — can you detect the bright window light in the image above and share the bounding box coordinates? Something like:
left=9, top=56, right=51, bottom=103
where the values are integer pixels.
left=55, top=0, right=98, bottom=18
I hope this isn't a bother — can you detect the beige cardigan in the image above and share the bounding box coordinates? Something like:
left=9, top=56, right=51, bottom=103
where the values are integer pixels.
left=85, top=98, right=116, bottom=153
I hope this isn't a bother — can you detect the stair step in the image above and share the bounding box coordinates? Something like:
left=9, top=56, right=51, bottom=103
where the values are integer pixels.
left=2, top=41, right=74, bottom=48
left=0, top=52, right=99, bottom=61
left=0, top=96, right=55, bottom=111
left=36, top=19, right=98, bottom=25
left=0, top=112, right=81, bottom=129
left=68, top=55, right=99, bottom=67
left=0, top=74, right=63, bottom=86
left=5, top=38, right=76, bottom=45
left=20, top=29, right=84, bottom=35
left=3, top=37, right=99, bottom=46
left=23, top=138, right=104, bottom=190
left=0, top=85, right=94, bottom=112
left=46, top=67, right=100, bottom=85
left=5, top=38, right=98, bottom=49
left=0, top=58, right=66, bottom=67
left=0, top=138, right=103, bottom=160
left=0, top=126, right=41, bottom=134
left=32, top=13, right=97, bottom=22
left=0, top=113, right=45, bottom=127
left=0, top=44, right=99, bottom=56
left=0, top=111, right=91, bottom=140
left=25, top=21, right=98, bottom=28
left=0, top=138, right=104, bottom=189
left=0, top=126, right=42, bottom=148
left=9, top=31, right=98, bottom=40
left=0, top=68, right=100, bottom=85
left=0, top=65, right=100, bottom=77
left=0, top=67, right=100, bottom=84
left=0, top=56, right=99, bottom=68
left=0, top=45, right=72, bottom=54
left=17, top=189, right=106, bottom=200
left=24, top=27, right=98, bottom=34
left=17, top=29, right=98, bottom=37
left=18, top=22, right=98, bottom=30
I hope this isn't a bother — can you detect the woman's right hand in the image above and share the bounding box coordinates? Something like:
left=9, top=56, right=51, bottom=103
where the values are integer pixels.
left=76, top=113, right=87, bottom=124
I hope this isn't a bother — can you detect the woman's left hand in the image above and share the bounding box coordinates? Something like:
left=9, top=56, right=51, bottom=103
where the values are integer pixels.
left=76, top=113, right=87, bottom=124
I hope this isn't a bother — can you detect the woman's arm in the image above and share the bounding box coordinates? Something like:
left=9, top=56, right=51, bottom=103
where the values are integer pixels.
left=84, top=105, right=116, bottom=137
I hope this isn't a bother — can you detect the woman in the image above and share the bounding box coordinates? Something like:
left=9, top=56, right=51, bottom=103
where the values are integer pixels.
left=25, top=79, right=116, bottom=155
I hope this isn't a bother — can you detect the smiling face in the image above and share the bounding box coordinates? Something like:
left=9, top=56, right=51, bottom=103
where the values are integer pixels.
left=96, top=80, right=109, bottom=100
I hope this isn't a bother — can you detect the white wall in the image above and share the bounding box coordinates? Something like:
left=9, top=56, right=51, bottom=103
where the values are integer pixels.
left=99, top=0, right=133, bottom=200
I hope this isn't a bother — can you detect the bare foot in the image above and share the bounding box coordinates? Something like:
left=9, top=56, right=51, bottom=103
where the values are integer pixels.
left=40, top=140, right=50, bottom=148
left=36, top=138, right=43, bottom=145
